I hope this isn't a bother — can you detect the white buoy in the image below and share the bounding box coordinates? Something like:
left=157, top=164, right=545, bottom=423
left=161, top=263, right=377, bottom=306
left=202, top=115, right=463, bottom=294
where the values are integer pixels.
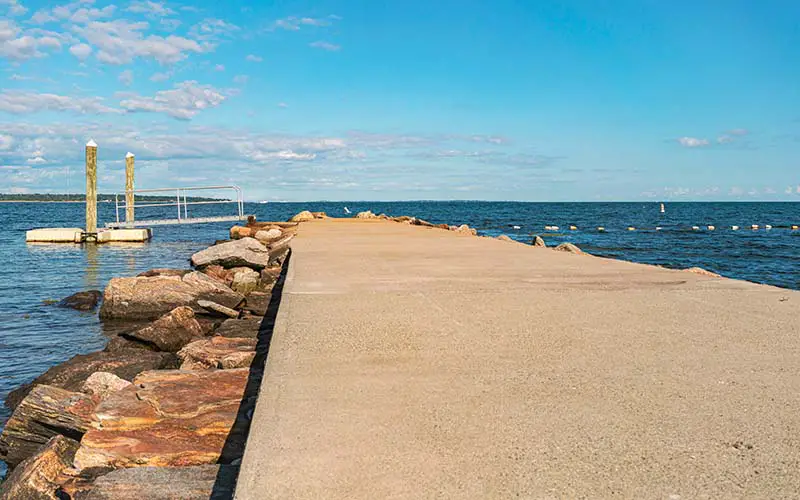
left=792, top=225, right=799, bottom=230
left=732, top=225, right=739, bottom=231
left=708, top=225, right=715, bottom=231
left=551, top=225, right=559, bottom=231
left=765, top=224, right=772, bottom=230
left=751, top=224, right=759, bottom=230
left=655, top=226, right=662, bottom=231
left=660, top=202, right=665, bottom=213
left=597, top=226, right=605, bottom=232
left=512, top=225, right=521, bottom=230
left=692, top=226, right=700, bottom=231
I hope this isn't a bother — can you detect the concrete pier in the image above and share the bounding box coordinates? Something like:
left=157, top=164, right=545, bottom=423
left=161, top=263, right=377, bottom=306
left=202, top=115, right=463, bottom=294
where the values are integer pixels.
left=237, top=218, right=800, bottom=499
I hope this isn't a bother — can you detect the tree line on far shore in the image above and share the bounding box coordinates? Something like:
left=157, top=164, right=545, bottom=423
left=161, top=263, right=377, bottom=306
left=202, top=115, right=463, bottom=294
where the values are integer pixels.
left=0, top=193, right=219, bottom=202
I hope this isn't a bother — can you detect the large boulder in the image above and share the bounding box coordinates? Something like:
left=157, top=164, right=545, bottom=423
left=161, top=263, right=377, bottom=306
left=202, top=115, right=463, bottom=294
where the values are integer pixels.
left=136, top=269, right=190, bottom=278
left=554, top=242, right=584, bottom=254
left=454, top=224, right=478, bottom=236
left=0, top=435, right=80, bottom=499
left=231, top=268, right=260, bottom=295
left=99, top=272, right=244, bottom=321
left=73, top=369, right=249, bottom=469
left=355, top=210, right=377, bottom=219
left=0, top=385, right=98, bottom=468
left=190, top=237, right=270, bottom=270
left=253, top=228, right=282, bottom=244
left=4, top=349, right=177, bottom=410
left=81, top=372, right=132, bottom=400
left=288, top=210, right=314, bottom=222
left=80, top=465, right=239, bottom=500
left=121, top=306, right=203, bottom=353
left=58, top=290, right=102, bottom=311
left=532, top=235, right=546, bottom=247
left=178, top=336, right=258, bottom=370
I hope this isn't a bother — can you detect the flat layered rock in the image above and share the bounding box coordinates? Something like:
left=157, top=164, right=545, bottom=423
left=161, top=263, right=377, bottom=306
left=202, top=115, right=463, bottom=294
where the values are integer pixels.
left=190, top=238, right=270, bottom=270
left=81, top=465, right=239, bottom=500
left=81, top=372, right=132, bottom=400
left=214, top=318, right=262, bottom=339
left=99, top=272, right=243, bottom=321
left=122, top=306, right=203, bottom=352
left=178, top=336, right=257, bottom=370
left=0, top=385, right=97, bottom=468
left=74, top=369, right=249, bottom=469
left=5, top=349, right=177, bottom=410
left=243, top=292, right=270, bottom=316
left=0, top=435, right=79, bottom=500
left=198, top=300, right=239, bottom=318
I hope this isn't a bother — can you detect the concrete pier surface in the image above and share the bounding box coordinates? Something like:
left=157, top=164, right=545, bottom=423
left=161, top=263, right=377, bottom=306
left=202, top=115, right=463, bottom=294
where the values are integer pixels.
left=236, top=219, right=800, bottom=499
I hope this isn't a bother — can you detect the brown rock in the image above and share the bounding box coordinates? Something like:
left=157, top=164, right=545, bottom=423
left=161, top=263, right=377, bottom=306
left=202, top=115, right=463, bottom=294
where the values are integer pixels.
left=201, top=264, right=234, bottom=287
left=243, top=291, right=270, bottom=316
left=311, top=211, right=328, bottom=219
left=454, top=224, right=477, bottom=236
left=122, top=306, right=203, bottom=352
left=178, top=336, right=257, bottom=370
left=73, top=369, right=249, bottom=469
left=355, top=210, right=377, bottom=219
left=288, top=210, right=314, bottom=222
left=259, top=267, right=281, bottom=287
left=436, top=223, right=449, bottom=230
left=214, top=318, right=262, bottom=339
left=229, top=225, right=254, bottom=239
left=57, top=290, right=102, bottom=311
left=554, top=242, right=584, bottom=254
left=80, top=465, right=239, bottom=500
left=190, top=237, right=270, bottom=270
left=0, top=385, right=98, bottom=468
left=0, top=435, right=79, bottom=500
left=393, top=216, right=414, bottom=224
left=5, top=349, right=177, bottom=410
left=496, top=235, right=513, bottom=242
left=136, top=269, right=190, bottom=278
left=81, top=372, right=132, bottom=400
left=412, top=218, right=435, bottom=227
left=99, top=272, right=244, bottom=321
left=197, top=300, right=239, bottom=318
left=532, top=235, right=546, bottom=247
left=253, top=228, right=282, bottom=245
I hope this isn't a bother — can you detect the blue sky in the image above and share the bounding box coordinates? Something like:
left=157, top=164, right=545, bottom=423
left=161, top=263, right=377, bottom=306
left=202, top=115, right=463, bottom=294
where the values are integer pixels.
left=1, top=0, right=799, bottom=201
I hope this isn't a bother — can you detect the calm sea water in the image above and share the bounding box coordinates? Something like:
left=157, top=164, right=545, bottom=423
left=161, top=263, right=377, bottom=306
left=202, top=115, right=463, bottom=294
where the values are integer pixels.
left=1, top=200, right=798, bottom=476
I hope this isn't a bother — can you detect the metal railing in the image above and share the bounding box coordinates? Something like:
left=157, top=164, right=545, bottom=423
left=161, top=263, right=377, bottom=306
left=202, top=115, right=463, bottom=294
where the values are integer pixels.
left=108, top=185, right=248, bottom=228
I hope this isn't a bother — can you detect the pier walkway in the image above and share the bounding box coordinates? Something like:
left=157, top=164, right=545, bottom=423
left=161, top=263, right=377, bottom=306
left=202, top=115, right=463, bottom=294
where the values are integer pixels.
left=236, top=218, right=800, bottom=499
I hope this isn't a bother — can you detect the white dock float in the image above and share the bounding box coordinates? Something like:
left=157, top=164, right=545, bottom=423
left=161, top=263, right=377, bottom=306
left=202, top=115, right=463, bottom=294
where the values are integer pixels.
left=26, top=228, right=152, bottom=243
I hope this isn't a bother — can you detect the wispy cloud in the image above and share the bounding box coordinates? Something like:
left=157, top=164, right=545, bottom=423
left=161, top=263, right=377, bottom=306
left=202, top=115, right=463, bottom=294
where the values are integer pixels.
left=126, top=1, right=175, bottom=17
left=677, top=136, right=710, bottom=148
left=0, top=0, right=27, bottom=16
left=118, top=80, right=226, bottom=120
left=309, top=40, right=340, bottom=51
left=0, top=90, right=122, bottom=114
left=245, top=54, right=262, bottom=62
left=118, top=69, right=133, bottom=86
left=270, top=15, right=337, bottom=31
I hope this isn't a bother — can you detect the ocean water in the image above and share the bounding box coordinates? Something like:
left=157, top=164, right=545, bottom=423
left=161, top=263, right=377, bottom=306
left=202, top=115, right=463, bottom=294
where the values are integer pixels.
left=1, top=200, right=798, bottom=477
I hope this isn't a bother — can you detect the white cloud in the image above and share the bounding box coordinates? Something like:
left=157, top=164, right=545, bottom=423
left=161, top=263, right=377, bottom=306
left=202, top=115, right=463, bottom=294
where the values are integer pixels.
left=26, top=155, right=46, bottom=164
left=31, top=2, right=116, bottom=24
left=309, top=40, right=340, bottom=51
left=126, top=1, right=174, bottom=17
left=74, top=20, right=208, bottom=65
left=271, top=16, right=335, bottom=31
left=68, top=42, right=92, bottom=59
left=678, top=136, right=709, bottom=148
left=214, top=64, right=225, bottom=71
left=233, top=74, right=248, bottom=84
left=160, top=18, right=181, bottom=31
left=245, top=54, right=262, bottom=62
left=0, top=20, right=65, bottom=60
left=118, top=69, right=133, bottom=86
left=0, top=133, right=13, bottom=149
left=118, top=80, right=226, bottom=120
left=150, top=71, right=171, bottom=82
left=189, top=18, right=239, bottom=40
left=0, top=0, right=27, bottom=16
left=0, top=90, right=121, bottom=114
left=277, top=102, right=288, bottom=108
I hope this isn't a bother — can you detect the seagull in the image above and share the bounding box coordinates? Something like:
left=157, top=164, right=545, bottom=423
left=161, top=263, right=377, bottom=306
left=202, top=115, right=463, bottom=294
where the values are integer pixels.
left=343, top=206, right=351, bottom=214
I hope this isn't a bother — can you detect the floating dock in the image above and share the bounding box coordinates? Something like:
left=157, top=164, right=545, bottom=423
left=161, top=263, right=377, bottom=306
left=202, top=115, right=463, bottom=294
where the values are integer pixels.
left=236, top=218, right=800, bottom=499
left=25, top=228, right=152, bottom=243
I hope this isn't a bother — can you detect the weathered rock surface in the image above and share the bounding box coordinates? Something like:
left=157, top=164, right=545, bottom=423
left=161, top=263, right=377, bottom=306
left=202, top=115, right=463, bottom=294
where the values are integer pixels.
left=393, top=216, right=414, bottom=224
left=58, top=290, right=102, bottom=311
left=355, top=210, right=377, bottom=219
left=197, top=299, right=239, bottom=318
left=178, top=336, right=257, bottom=370
left=0, top=385, right=97, bottom=468
left=243, top=292, right=270, bottom=316
left=229, top=225, right=254, bottom=239
left=259, top=267, right=280, bottom=288
left=496, top=235, right=513, bottom=242
left=122, top=306, right=203, bottom=352
left=311, top=211, right=327, bottom=219
left=99, top=272, right=243, bottom=320
left=231, top=268, right=259, bottom=295
left=685, top=266, right=721, bottom=277
left=288, top=210, right=314, bottom=222
left=454, top=224, right=478, bottom=236
left=136, top=269, right=190, bottom=278
left=80, top=465, right=239, bottom=500
left=5, top=349, right=177, bottom=410
left=81, top=372, right=132, bottom=400
left=554, top=242, right=584, bottom=254
left=412, top=218, right=435, bottom=227
left=253, top=228, right=282, bottom=244
left=214, top=318, right=262, bottom=339
left=190, top=237, right=270, bottom=270
left=74, top=369, right=249, bottom=469
left=532, top=235, right=546, bottom=247
left=0, top=435, right=79, bottom=500
left=201, top=264, right=234, bottom=287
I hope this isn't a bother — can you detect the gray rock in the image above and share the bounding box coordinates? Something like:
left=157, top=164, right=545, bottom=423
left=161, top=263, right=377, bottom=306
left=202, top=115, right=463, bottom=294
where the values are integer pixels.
left=82, top=465, right=239, bottom=500
left=58, top=290, right=101, bottom=311
left=231, top=268, right=260, bottom=295
left=190, top=237, right=270, bottom=270
left=254, top=228, right=282, bottom=244
left=197, top=300, right=239, bottom=318
left=214, top=317, right=263, bottom=338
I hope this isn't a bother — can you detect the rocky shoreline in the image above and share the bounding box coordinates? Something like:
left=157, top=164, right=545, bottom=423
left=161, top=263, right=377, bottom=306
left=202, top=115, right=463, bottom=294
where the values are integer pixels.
left=0, top=215, right=302, bottom=499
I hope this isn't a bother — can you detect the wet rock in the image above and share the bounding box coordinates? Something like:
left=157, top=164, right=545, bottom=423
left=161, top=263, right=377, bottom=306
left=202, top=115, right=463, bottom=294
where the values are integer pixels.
left=190, top=237, right=270, bottom=270
left=288, top=210, right=314, bottom=222
left=58, top=290, right=102, bottom=311
left=122, top=306, right=203, bottom=353
left=214, top=318, right=262, bottom=339
left=201, top=264, right=234, bottom=287
left=5, top=349, right=177, bottom=410
left=136, top=269, right=190, bottom=278
left=0, top=435, right=79, bottom=500
left=554, top=242, right=584, bottom=254
left=356, top=210, right=377, bottom=219
left=532, top=235, right=546, bottom=247
left=99, top=272, right=244, bottom=321
left=685, top=267, right=721, bottom=277
left=80, top=464, right=239, bottom=500
left=231, top=268, right=260, bottom=295
left=253, top=228, right=282, bottom=244
left=0, top=385, right=97, bottom=468
left=74, top=369, right=249, bottom=469
left=197, top=300, right=239, bottom=318
left=178, top=336, right=257, bottom=370
left=81, top=372, right=132, bottom=400
left=243, top=292, right=270, bottom=316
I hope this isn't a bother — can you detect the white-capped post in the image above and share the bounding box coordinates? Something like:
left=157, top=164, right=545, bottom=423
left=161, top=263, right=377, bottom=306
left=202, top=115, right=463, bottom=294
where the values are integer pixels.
left=125, top=152, right=135, bottom=224
left=85, top=139, right=98, bottom=234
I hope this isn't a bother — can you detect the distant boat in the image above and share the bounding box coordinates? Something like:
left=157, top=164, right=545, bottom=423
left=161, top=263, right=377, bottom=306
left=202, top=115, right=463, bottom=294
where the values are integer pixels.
left=259, top=201, right=269, bottom=204
left=344, top=206, right=351, bottom=214
left=660, top=203, right=665, bottom=213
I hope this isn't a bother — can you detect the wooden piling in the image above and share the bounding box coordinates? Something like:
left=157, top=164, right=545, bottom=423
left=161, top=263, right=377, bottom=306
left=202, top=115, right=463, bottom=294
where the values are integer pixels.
left=85, top=140, right=98, bottom=234
left=125, top=152, right=135, bottom=224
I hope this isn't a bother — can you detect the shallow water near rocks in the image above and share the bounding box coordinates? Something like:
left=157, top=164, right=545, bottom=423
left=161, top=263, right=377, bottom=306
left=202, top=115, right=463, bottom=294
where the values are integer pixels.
left=1, top=200, right=798, bottom=477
